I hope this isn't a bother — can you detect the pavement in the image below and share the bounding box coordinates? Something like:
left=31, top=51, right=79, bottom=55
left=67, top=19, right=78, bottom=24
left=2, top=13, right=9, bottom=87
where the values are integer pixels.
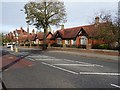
left=1, top=48, right=34, bottom=89
left=17, top=46, right=119, bottom=61
left=48, top=50, right=119, bottom=61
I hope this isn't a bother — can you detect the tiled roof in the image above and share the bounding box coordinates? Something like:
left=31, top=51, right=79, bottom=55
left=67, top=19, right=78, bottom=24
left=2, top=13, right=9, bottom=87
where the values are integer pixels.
left=36, top=32, right=53, bottom=40
left=15, top=27, right=27, bottom=35
left=28, top=34, right=37, bottom=41
left=58, top=27, right=81, bottom=39
left=18, top=35, right=28, bottom=42
left=52, top=23, right=107, bottom=39
left=36, top=32, right=44, bottom=40
left=18, top=34, right=36, bottom=41
left=52, top=26, right=86, bottom=39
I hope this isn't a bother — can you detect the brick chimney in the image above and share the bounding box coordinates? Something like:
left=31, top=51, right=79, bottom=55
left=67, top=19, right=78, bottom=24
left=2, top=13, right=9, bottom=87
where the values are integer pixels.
left=32, top=29, right=35, bottom=34
left=20, top=27, right=23, bottom=35
left=13, top=30, right=16, bottom=37
left=95, top=16, right=99, bottom=25
left=61, top=24, right=64, bottom=30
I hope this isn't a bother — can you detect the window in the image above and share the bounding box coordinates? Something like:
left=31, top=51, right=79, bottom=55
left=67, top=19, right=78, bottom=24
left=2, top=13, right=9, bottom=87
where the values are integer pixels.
left=73, top=39, right=76, bottom=45
left=81, top=36, right=87, bottom=45
left=65, top=40, right=70, bottom=45
left=57, top=38, right=62, bottom=44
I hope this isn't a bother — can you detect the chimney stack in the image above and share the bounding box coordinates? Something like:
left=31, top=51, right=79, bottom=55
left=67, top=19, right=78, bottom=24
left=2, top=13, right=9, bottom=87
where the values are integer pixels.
left=20, top=27, right=23, bottom=35
left=95, top=16, right=99, bottom=25
left=32, top=29, right=35, bottom=34
left=61, top=24, right=64, bottom=30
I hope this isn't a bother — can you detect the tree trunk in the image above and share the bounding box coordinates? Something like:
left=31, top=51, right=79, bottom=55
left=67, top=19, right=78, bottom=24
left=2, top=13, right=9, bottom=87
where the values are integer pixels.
left=43, top=27, right=47, bottom=50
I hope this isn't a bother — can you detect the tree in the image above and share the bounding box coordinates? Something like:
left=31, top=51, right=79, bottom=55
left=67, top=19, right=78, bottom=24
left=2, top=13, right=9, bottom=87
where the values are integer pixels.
left=24, top=0, right=67, bottom=50
left=113, top=12, right=120, bottom=52
left=90, top=10, right=119, bottom=49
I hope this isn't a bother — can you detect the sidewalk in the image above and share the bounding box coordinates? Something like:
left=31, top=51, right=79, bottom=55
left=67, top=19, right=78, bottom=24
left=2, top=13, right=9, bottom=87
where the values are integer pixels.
left=48, top=47, right=119, bottom=55
left=1, top=52, right=34, bottom=72
left=47, top=47, right=119, bottom=61
left=11, top=46, right=119, bottom=61
left=48, top=50, right=119, bottom=61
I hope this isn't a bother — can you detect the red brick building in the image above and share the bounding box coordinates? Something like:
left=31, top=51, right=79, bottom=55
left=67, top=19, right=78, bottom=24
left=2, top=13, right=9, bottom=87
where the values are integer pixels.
left=51, top=17, right=105, bottom=48
left=35, top=32, right=53, bottom=45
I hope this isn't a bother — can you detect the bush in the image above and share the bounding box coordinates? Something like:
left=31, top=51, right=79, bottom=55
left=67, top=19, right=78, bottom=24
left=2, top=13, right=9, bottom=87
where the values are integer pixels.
left=71, top=45, right=77, bottom=48
left=51, top=43, right=63, bottom=47
left=92, top=44, right=108, bottom=49
left=20, top=44, right=24, bottom=46
left=25, top=44, right=30, bottom=46
left=77, top=45, right=86, bottom=49
left=32, top=44, right=37, bottom=46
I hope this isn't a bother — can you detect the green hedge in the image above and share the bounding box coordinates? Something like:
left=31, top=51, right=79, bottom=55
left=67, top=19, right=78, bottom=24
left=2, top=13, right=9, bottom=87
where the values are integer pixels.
left=51, top=43, right=63, bottom=47
left=92, top=44, right=109, bottom=49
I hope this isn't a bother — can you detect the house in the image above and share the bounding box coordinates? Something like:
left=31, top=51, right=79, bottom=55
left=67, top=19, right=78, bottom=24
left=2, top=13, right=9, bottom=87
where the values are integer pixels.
left=12, top=27, right=28, bottom=44
left=5, top=32, right=16, bottom=43
left=51, top=26, right=88, bottom=47
left=18, top=32, right=37, bottom=47
left=35, top=31, right=53, bottom=45
left=51, top=17, right=105, bottom=48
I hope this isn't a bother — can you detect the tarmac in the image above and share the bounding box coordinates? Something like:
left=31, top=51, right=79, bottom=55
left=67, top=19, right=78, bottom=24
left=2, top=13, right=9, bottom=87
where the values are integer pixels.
left=48, top=50, right=119, bottom=61
left=17, top=46, right=119, bottom=61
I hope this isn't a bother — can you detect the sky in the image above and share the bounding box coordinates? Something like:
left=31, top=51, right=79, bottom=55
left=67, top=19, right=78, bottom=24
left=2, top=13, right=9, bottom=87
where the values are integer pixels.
left=0, top=0, right=119, bottom=34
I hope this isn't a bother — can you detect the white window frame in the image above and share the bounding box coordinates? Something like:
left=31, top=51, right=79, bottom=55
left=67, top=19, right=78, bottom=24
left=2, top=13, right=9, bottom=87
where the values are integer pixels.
left=57, top=38, right=62, bottom=44
left=81, top=36, right=87, bottom=45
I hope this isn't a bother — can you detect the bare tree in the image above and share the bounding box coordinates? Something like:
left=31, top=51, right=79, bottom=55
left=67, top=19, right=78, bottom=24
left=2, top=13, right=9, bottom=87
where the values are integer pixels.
left=24, top=0, right=67, bottom=50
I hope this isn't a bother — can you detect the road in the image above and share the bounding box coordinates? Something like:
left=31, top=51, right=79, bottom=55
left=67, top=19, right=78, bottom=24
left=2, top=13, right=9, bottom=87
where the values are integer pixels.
left=1, top=47, right=120, bottom=88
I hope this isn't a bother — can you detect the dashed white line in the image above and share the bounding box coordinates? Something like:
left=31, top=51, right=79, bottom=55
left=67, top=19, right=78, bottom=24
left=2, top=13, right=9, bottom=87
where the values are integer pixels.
left=26, top=57, right=35, bottom=61
left=64, top=59, right=103, bottom=67
left=28, top=55, right=55, bottom=59
left=35, top=59, right=61, bottom=61
left=53, top=64, right=96, bottom=67
left=111, top=84, right=120, bottom=88
left=79, top=72, right=120, bottom=76
left=42, top=62, right=79, bottom=75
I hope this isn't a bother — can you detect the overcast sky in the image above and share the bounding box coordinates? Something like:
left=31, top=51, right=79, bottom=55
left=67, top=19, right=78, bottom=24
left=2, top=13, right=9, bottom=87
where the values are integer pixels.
left=0, top=0, right=119, bottom=34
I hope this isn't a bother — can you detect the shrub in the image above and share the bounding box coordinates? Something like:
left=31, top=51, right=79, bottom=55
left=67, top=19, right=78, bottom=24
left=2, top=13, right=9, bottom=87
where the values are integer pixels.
left=51, top=43, right=63, bottom=47
left=20, top=44, right=24, bottom=46
left=32, top=44, right=37, bottom=46
left=25, top=44, right=30, bottom=46
left=92, top=44, right=108, bottom=49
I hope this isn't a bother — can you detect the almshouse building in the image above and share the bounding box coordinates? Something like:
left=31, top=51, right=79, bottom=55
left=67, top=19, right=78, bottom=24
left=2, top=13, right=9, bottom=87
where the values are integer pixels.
left=51, top=17, right=105, bottom=48
left=35, top=31, right=53, bottom=45
left=5, top=17, right=111, bottom=49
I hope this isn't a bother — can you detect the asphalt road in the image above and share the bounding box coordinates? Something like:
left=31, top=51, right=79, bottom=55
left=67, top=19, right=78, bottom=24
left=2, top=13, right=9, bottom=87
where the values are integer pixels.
left=1, top=47, right=120, bottom=88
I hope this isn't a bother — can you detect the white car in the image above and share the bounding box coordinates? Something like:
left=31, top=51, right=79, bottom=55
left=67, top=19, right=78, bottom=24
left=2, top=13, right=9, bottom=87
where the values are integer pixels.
left=7, top=43, right=12, bottom=48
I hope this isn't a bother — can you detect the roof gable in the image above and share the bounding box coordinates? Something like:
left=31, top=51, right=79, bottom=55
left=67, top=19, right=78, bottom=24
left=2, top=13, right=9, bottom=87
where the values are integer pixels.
left=36, top=32, right=53, bottom=40
left=53, top=27, right=85, bottom=39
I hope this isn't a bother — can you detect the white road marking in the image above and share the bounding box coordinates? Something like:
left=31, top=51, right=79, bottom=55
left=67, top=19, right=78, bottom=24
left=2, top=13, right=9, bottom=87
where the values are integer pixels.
left=35, top=59, right=61, bottom=61
left=27, top=55, right=103, bottom=67
left=28, top=55, right=55, bottom=59
left=42, top=62, right=79, bottom=75
left=53, top=64, right=96, bottom=67
left=111, top=84, right=120, bottom=88
left=64, top=59, right=103, bottom=67
left=25, top=57, right=35, bottom=61
left=79, top=72, right=120, bottom=76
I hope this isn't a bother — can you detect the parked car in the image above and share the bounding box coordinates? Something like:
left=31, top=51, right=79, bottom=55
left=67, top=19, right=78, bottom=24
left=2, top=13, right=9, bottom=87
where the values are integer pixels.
left=7, top=43, right=12, bottom=48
